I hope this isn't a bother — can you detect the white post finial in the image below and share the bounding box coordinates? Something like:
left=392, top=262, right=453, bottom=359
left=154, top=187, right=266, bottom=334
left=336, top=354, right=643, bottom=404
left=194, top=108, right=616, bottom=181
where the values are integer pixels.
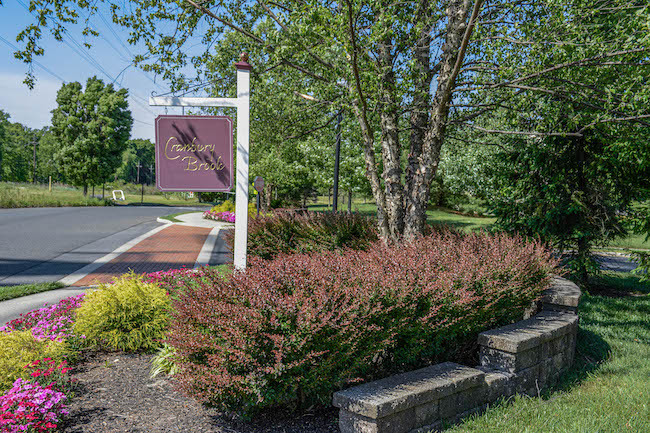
left=234, top=56, right=251, bottom=270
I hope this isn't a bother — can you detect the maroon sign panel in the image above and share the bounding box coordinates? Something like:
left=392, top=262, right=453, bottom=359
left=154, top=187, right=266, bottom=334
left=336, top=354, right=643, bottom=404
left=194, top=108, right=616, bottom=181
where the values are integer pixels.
left=155, top=115, right=233, bottom=192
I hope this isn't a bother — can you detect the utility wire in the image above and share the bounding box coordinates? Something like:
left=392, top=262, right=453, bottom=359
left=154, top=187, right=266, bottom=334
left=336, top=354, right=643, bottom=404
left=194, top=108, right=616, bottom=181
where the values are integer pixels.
left=97, top=10, right=167, bottom=93
left=0, top=35, right=67, bottom=83
left=14, top=0, right=159, bottom=117
left=2, top=34, right=154, bottom=127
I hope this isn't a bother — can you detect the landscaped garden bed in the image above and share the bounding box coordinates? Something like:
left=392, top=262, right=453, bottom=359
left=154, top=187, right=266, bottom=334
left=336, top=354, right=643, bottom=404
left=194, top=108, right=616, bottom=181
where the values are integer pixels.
left=60, top=351, right=339, bottom=433
left=1, top=213, right=562, bottom=432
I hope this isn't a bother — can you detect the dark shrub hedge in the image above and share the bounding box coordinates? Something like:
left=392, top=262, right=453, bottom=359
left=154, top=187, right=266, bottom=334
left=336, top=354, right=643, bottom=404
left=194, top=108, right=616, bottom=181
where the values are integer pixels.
left=225, top=211, right=378, bottom=260
left=167, top=231, right=557, bottom=414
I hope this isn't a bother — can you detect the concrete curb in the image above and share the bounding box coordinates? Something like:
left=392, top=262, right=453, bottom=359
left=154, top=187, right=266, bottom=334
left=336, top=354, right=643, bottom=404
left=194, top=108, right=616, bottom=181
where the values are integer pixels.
left=0, top=286, right=96, bottom=326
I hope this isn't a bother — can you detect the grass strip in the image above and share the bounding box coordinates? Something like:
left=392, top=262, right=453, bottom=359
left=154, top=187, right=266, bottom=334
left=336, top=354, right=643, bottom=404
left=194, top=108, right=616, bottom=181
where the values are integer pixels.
left=0, top=282, right=65, bottom=302
left=158, top=211, right=200, bottom=223
left=446, top=271, right=650, bottom=432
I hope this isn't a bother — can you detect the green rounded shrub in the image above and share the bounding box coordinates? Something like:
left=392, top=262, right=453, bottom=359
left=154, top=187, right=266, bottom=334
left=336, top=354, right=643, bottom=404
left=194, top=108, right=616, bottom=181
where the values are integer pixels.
left=74, top=274, right=171, bottom=351
left=0, top=330, right=66, bottom=391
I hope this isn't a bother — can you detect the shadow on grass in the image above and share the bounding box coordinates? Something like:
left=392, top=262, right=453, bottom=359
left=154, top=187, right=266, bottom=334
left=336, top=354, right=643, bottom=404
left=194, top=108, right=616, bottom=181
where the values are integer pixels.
left=586, top=271, right=650, bottom=297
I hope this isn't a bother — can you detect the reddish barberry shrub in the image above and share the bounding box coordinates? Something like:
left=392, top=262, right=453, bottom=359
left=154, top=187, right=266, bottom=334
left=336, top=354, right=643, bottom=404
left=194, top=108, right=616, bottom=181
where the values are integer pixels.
left=167, top=231, right=557, bottom=414
left=224, top=211, right=379, bottom=260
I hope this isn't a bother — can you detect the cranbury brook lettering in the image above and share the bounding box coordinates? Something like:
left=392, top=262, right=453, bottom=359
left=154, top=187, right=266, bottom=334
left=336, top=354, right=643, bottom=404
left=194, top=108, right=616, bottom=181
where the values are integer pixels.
left=164, top=136, right=226, bottom=172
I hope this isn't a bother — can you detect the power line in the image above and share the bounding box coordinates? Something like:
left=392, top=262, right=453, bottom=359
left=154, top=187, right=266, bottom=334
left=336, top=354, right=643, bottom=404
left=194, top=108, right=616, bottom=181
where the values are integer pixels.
left=96, top=10, right=167, bottom=93
left=0, top=35, right=67, bottom=83
left=2, top=33, right=154, bottom=130
left=97, top=10, right=134, bottom=58
left=133, top=118, right=154, bottom=126
left=14, top=0, right=159, bottom=117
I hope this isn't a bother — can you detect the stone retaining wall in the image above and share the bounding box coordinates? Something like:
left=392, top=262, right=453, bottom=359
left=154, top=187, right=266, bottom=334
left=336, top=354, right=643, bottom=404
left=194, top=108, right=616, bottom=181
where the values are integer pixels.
left=333, top=277, right=581, bottom=433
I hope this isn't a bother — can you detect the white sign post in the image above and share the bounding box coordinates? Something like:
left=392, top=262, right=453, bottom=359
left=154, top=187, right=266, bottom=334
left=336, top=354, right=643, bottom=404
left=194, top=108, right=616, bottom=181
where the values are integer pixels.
left=149, top=53, right=251, bottom=270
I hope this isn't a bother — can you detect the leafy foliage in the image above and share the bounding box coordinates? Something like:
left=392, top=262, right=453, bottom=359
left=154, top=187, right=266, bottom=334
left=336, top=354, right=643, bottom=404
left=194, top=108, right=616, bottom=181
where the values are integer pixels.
left=150, top=343, right=180, bottom=378
left=115, top=139, right=155, bottom=184
left=51, top=76, right=133, bottom=194
left=490, top=130, right=650, bottom=280
left=0, top=110, right=40, bottom=183
left=225, top=211, right=379, bottom=260
left=74, top=274, right=171, bottom=351
left=210, top=199, right=235, bottom=213
left=167, top=231, right=557, bottom=414
left=0, top=331, right=65, bottom=392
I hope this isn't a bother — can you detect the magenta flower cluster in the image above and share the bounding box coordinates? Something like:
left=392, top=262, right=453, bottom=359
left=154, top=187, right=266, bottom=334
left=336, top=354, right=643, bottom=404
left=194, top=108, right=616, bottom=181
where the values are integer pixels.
left=0, top=378, right=68, bottom=432
left=203, top=210, right=235, bottom=223
left=144, top=267, right=196, bottom=285
left=0, top=294, right=85, bottom=342
left=1, top=296, right=83, bottom=432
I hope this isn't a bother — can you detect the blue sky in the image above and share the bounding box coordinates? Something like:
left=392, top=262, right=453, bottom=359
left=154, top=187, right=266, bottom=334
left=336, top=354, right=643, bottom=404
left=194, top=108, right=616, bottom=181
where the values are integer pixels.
left=0, top=0, right=192, bottom=141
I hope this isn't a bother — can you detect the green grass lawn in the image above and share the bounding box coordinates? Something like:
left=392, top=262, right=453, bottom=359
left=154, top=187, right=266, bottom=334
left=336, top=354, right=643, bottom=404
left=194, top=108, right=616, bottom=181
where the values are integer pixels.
left=601, top=232, right=650, bottom=251
left=445, top=271, right=650, bottom=432
left=0, top=182, right=211, bottom=208
left=157, top=210, right=204, bottom=223
left=0, top=182, right=110, bottom=208
left=119, top=193, right=209, bottom=207
left=309, top=197, right=495, bottom=233
left=0, top=282, right=65, bottom=302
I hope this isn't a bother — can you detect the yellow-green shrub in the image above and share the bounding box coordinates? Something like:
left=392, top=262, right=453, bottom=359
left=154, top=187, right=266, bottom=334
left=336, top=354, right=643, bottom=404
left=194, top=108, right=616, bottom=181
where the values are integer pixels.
left=0, top=330, right=65, bottom=391
left=210, top=200, right=258, bottom=217
left=74, top=274, right=171, bottom=351
left=210, top=199, right=235, bottom=213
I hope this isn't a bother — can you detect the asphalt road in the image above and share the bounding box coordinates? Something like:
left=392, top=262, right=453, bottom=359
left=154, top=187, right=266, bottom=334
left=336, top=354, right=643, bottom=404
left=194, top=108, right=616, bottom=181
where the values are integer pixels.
left=0, top=206, right=205, bottom=286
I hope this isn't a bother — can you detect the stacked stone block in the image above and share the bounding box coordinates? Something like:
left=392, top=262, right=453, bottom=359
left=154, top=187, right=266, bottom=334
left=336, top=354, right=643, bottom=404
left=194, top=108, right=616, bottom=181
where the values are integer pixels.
left=333, top=277, right=581, bottom=433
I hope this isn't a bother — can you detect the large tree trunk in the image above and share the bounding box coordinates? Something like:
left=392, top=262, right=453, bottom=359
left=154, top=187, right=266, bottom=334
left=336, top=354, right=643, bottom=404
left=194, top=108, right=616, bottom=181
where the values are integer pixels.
left=405, top=17, right=434, bottom=240
left=378, top=40, right=405, bottom=242
left=346, top=0, right=482, bottom=243
left=346, top=0, right=391, bottom=241
left=403, top=0, right=481, bottom=241
left=83, top=184, right=88, bottom=196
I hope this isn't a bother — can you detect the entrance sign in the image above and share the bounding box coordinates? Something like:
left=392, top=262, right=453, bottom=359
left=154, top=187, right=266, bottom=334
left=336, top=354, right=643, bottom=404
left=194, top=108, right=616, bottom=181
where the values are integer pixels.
left=149, top=53, right=251, bottom=270
left=155, top=115, right=233, bottom=192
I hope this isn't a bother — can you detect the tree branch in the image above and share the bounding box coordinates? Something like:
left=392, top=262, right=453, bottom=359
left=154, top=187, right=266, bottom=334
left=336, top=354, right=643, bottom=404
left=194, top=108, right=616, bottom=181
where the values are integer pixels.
left=185, top=0, right=265, bottom=44
left=257, top=0, right=335, bottom=70
left=285, top=110, right=340, bottom=139
left=185, top=0, right=330, bottom=82
left=467, top=124, right=583, bottom=137
left=492, top=48, right=649, bottom=88
left=578, top=114, right=650, bottom=133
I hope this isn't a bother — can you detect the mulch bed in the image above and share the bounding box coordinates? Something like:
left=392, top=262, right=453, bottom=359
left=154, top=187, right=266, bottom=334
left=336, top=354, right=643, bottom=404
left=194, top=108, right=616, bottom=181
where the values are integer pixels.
left=61, top=351, right=339, bottom=433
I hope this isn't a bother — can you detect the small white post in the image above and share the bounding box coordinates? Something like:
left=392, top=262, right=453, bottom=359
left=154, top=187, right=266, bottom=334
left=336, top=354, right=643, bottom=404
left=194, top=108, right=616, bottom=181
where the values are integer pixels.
left=234, top=53, right=251, bottom=270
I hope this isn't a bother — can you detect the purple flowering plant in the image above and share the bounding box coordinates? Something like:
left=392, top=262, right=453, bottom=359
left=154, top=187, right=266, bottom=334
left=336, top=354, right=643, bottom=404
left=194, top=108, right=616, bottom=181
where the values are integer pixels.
left=0, top=294, right=85, bottom=342
left=0, top=377, right=69, bottom=433
left=202, top=210, right=235, bottom=223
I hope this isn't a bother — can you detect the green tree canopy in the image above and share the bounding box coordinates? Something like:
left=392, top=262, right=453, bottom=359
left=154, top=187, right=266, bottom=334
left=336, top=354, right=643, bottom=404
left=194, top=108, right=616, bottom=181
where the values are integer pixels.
left=0, top=111, right=38, bottom=183
left=51, top=76, right=133, bottom=195
left=446, top=0, right=650, bottom=279
left=115, top=139, right=155, bottom=184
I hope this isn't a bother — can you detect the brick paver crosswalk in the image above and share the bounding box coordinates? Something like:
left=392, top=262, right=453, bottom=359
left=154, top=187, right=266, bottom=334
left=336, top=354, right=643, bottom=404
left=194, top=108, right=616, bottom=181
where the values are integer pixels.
left=72, top=224, right=212, bottom=286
